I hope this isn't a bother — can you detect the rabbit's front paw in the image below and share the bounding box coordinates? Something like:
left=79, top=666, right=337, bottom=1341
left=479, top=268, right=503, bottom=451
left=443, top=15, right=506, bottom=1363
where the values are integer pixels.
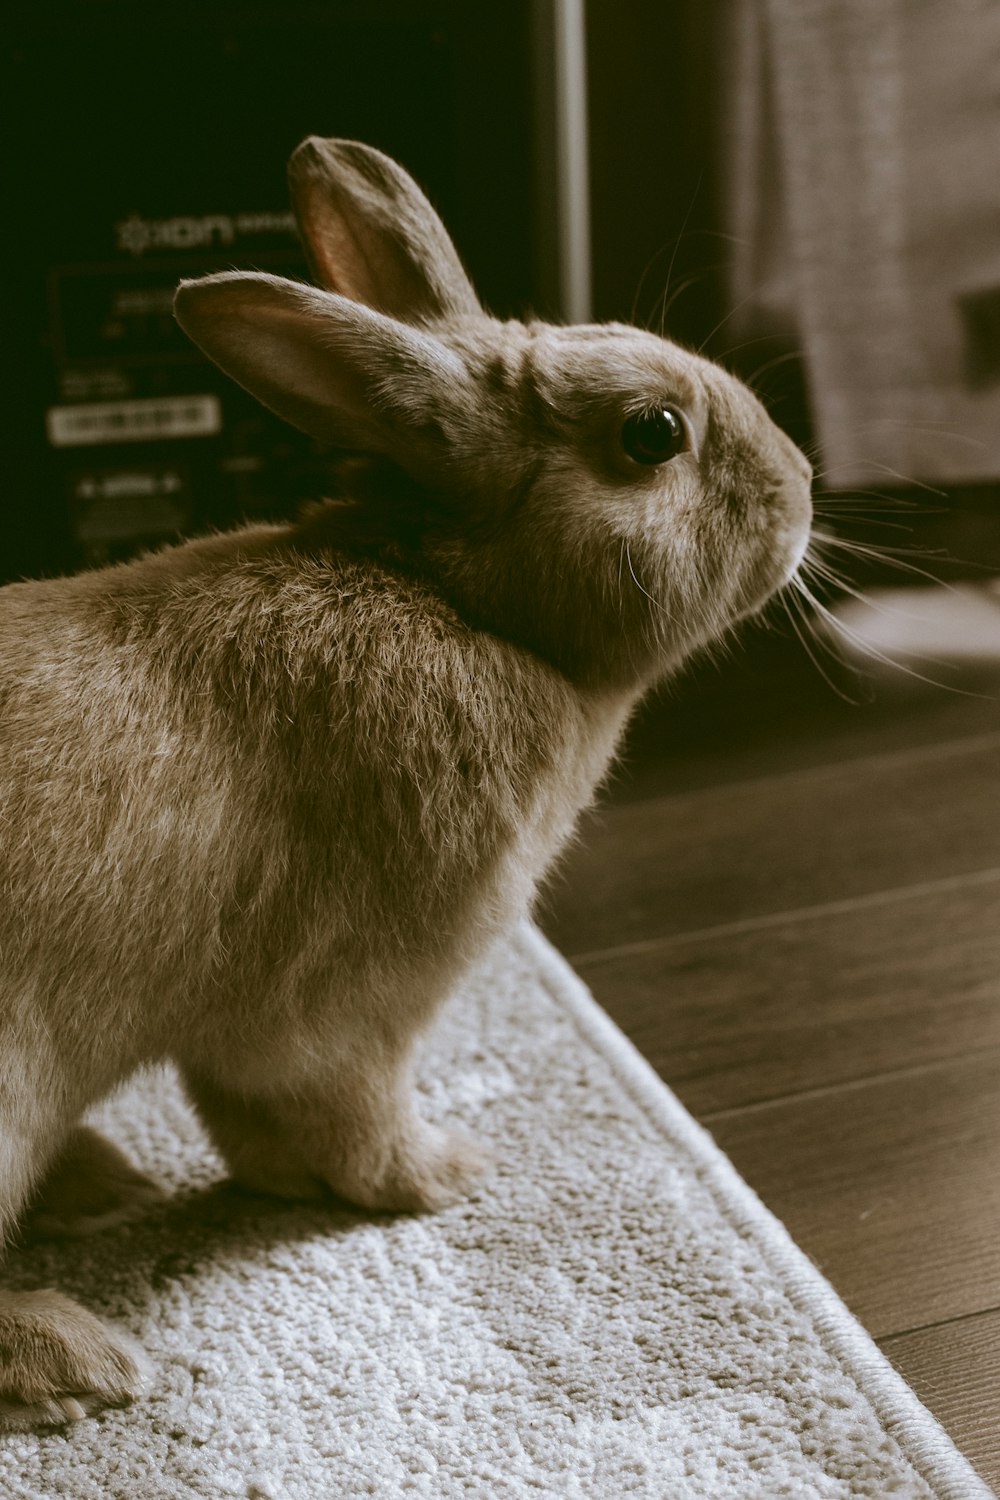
left=23, top=1126, right=165, bottom=1240
left=358, top=1127, right=494, bottom=1214
left=0, top=1289, right=148, bottom=1431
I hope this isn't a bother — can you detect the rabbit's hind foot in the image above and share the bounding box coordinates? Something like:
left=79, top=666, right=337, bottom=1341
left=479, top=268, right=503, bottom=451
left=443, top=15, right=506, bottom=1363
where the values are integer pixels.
left=22, top=1125, right=166, bottom=1241
left=0, top=1288, right=148, bottom=1431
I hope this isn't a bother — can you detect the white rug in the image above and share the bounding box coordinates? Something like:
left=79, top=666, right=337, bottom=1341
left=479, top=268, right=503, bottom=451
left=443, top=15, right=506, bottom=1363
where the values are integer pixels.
left=0, top=924, right=990, bottom=1499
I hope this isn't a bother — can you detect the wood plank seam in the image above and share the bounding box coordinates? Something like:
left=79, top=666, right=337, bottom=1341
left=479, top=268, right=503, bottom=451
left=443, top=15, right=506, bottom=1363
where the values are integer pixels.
left=879, top=1307, right=1000, bottom=1346
left=695, top=1044, right=1000, bottom=1122
left=565, top=865, right=1000, bottom=967
left=596, top=726, right=1000, bottom=816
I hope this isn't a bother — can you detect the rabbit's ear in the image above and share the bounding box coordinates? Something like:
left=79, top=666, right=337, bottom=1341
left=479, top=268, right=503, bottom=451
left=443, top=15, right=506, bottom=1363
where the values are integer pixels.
left=174, top=270, right=465, bottom=459
left=287, top=136, right=481, bottom=323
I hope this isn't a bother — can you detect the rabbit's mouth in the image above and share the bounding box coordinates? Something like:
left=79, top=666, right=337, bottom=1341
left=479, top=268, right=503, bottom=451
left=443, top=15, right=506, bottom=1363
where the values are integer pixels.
left=737, top=475, right=814, bottom=621
left=773, top=479, right=814, bottom=584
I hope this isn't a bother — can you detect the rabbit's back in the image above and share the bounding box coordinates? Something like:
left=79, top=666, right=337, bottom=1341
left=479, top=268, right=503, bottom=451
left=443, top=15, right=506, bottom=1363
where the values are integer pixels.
left=0, top=526, right=627, bottom=1083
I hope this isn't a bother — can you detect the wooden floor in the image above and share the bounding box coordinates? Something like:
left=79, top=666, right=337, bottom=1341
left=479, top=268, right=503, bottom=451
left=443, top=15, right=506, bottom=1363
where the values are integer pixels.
left=538, top=620, right=1000, bottom=1494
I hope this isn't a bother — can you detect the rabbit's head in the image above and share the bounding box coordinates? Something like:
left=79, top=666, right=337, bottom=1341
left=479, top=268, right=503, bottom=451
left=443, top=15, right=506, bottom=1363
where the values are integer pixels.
left=174, top=138, right=811, bottom=689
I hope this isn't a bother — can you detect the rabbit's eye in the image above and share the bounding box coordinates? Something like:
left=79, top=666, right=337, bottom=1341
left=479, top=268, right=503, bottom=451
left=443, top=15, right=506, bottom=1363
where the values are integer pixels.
left=621, top=406, right=688, bottom=465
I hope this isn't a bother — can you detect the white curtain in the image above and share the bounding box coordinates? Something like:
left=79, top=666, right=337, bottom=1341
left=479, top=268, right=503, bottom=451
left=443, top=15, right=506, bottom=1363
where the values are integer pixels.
left=721, top=0, right=1000, bottom=488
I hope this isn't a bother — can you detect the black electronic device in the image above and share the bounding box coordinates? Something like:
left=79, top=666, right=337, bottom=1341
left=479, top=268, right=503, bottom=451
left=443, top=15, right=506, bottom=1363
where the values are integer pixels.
left=2, top=2, right=543, bottom=581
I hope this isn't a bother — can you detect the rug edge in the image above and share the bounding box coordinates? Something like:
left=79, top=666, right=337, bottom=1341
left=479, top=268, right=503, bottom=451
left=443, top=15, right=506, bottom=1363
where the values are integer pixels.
left=517, top=921, right=994, bottom=1500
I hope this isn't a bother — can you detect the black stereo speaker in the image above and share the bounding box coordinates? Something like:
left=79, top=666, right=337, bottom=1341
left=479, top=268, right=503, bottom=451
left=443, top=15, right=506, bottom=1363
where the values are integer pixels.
left=2, top=1, right=555, bottom=582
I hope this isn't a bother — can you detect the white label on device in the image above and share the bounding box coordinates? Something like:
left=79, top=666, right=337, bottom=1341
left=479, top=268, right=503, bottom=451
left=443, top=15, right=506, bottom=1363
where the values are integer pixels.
left=46, top=395, right=221, bottom=447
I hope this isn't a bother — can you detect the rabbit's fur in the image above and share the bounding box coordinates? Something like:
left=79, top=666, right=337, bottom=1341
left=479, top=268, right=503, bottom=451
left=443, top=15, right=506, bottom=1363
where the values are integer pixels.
left=0, top=137, right=812, bottom=1427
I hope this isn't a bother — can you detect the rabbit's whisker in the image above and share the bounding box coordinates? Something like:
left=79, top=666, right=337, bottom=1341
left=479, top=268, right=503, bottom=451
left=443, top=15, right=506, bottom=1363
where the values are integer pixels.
left=745, top=349, right=803, bottom=387
left=790, top=573, right=994, bottom=700
left=654, top=176, right=703, bottom=337
left=695, top=287, right=770, bottom=357
left=810, top=530, right=964, bottom=590
left=780, top=583, right=863, bottom=704
left=715, top=333, right=792, bottom=365
left=652, top=265, right=728, bottom=338
left=624, top=541, right=673, bottom=619
left=819, top=460, right=948, bottom=499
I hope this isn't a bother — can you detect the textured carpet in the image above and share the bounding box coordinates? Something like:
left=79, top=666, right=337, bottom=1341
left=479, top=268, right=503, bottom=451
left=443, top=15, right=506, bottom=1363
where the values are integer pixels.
left=0, top=924, right=990, bottom=1499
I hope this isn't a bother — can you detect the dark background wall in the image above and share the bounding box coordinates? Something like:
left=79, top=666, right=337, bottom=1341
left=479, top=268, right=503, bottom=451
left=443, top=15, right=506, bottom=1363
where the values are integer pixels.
left=4, top=0, right=992, bottom=590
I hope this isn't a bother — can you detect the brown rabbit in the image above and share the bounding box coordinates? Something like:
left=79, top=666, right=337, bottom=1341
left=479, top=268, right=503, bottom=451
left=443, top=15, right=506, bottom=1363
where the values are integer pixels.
left=0, top=137, right=812, bottom=1428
